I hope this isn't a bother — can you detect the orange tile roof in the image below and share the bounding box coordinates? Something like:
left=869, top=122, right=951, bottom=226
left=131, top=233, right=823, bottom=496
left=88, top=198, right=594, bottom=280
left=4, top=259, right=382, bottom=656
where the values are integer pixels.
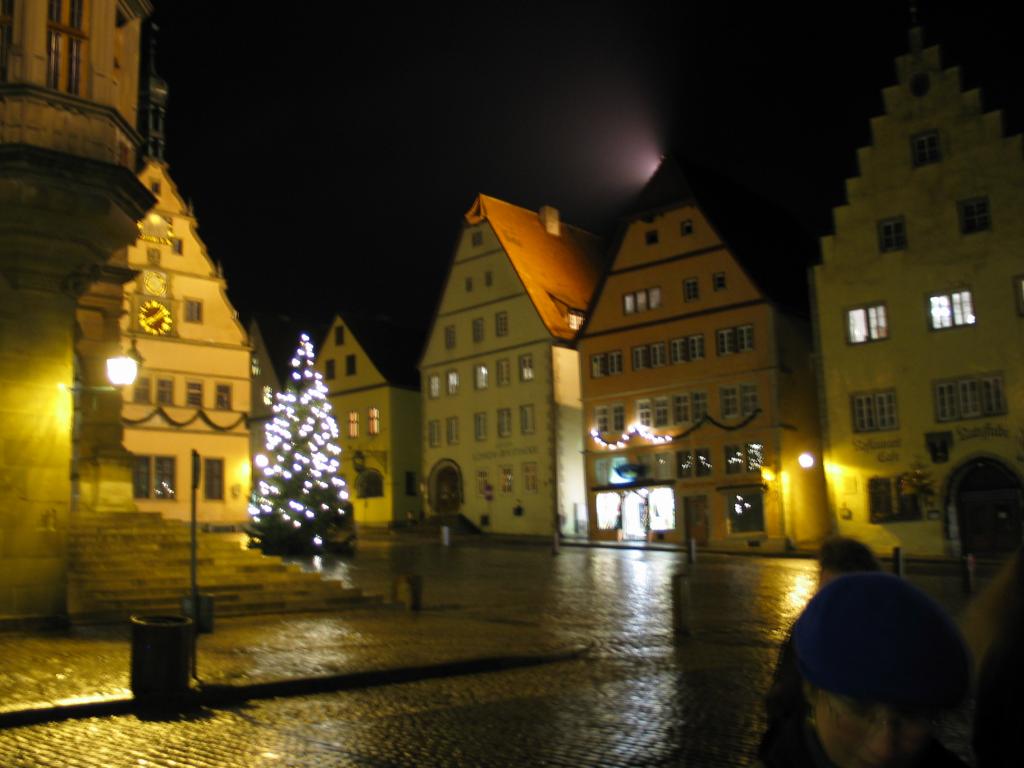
left=465, top=195, right=605, bottom=341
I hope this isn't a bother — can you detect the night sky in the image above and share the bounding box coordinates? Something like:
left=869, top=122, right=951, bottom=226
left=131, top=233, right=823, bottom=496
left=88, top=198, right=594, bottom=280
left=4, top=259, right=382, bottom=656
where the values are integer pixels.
left=148, top=2, right=1018, bottom=346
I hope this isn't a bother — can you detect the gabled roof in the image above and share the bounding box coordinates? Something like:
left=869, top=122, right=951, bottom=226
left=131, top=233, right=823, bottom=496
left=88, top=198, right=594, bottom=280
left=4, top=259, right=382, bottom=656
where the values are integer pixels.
left=328, top=310, right=420, bottom=391
left=619, top=157, right=817, bottom=315
left=465, top=195, right=605, bottom=341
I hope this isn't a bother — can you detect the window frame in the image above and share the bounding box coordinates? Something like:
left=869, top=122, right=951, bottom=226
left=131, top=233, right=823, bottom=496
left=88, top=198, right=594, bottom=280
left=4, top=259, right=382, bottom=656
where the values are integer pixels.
left=851, top=389, right=899, bottom=433
left=156, top=377, right=173, bottom=405
left=368, top=406, right=381, bottom=435
left=428, top=419, right=440, bottom=447
left=214, top=383, right=231, bottom=410
left=607, top=350, right=624, bottom=375
left=474, top=363, right=489, bottom=390
left=472, top=317, right=484, bottom=342
left=203, top=457, right=224, bottom=501
left=474, top=411, right=487, bottom=441
left=595, top=405, right=609, bottom=433
left=185, top=380, right=203, bottom=407
left=958, top=196, right=991, bottom=234
left=444, top=325, right=456, bottom=349
left=495, top=311, right=509, bottom=337
left=446, top=369, right=460, bottom=395
left=496, top=358, right=511, bottom=386
left=498, top=408, right=512, bottom=437
left=683, top=278, right=699, bottom=302
left=446, top=416, right=459, bottom=445
left=877, top=216, right=907, bottom=252
left=520, top=404, right=535, bottom=434
left=927, top=289, right=975, bottom=330
left=428, top=374, right=440, bottom=399
left=348, top=410, right=359, bottom=438
left=847, top=303, right=889, bottom=344
left=911, top=130, right=941, bottom=167
left=184, top=298, right=203, bottom=324
left=518, top=353, right=534, bottom=382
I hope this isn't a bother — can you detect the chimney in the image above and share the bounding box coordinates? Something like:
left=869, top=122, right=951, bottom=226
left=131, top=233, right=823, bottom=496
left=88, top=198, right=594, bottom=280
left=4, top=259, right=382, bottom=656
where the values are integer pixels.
left=539, top=206, right=560, bottom=237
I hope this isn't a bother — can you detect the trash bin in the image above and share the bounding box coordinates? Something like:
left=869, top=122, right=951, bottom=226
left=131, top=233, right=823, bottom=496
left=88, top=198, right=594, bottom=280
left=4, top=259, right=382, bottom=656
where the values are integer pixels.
left=181, top=592, right=215, bottom=633
left=130, top=615, right=193, bottom=704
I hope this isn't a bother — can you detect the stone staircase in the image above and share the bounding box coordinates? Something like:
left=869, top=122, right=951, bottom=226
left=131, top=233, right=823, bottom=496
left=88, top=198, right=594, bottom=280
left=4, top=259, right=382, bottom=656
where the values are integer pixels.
left=68, top=511, right=381, bottom=623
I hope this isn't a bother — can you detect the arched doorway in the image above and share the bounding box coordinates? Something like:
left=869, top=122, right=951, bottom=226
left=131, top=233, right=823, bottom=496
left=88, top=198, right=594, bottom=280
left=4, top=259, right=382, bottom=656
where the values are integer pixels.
left=953, top=458, right=1023, bottom=556
left=428, top=460, right=463, bottom=516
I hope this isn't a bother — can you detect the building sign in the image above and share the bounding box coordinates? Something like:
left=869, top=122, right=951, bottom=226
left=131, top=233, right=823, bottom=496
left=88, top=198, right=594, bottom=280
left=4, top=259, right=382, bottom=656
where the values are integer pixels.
left=472, top=445, right=538, bottom=461
left=852, top=437, right=901, bottom=463
left=956, top=422, right=1009, bottom=442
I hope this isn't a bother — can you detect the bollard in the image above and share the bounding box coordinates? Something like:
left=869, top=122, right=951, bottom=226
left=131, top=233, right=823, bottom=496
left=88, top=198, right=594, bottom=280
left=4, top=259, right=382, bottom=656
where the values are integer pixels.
left=671, top=571, right=691, bottom=638
left=552, top=530, right=560, bottom=555
left=962, top=553, right=976, bottom=594
left=181, top=592, right=215, bottom=634
left=892, top=546, right=905, bottom=578
left=687, top=537, right=697, bottom=565
left=440, top=525, right=450, bottom=546
left=392, top=574, right=423, bottom=611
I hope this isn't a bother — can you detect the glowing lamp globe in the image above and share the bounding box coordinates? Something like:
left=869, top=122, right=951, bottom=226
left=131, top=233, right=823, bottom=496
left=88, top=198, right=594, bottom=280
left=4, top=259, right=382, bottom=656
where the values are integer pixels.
left=798, top=452, right=815, bottom=469
left=106, top=354, right=139, bottom=386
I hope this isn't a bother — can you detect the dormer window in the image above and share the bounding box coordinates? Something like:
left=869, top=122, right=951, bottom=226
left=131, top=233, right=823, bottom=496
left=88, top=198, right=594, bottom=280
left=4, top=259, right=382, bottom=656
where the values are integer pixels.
left=568, top=310, right=585, bottom=331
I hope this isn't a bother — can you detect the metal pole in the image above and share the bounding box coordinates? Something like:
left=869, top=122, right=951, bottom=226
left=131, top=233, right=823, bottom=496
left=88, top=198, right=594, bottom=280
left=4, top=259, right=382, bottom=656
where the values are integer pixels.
left=892, top=546, right=904, bottom=578
left=688, top=537, right=697, bottom=565
left=190, top=449, right=200, bottom=679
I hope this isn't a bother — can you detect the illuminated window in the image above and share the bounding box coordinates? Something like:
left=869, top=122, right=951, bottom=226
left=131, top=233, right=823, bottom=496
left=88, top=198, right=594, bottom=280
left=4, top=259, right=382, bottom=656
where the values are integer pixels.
left=133, top=456, right=177, bottom=500
left=1, top=1, right=13, bottom=82
left=446, top=369, right=459, bottom=395
left=428, top=420, right=440, bottom=447
left=649, top=287, right=662, bottom=309
left=496, top=358, right=510, bottom=386
left=203, top=458, right=224, bottom=501
left=654, top=397, right=669, bottom=427
left=911, top=131, right=940, bottom=166
left=713, top=272, right=726, bottom=291
left=498, top=408, right=512, bottom=437
left=446, top=416, right=458, bottom=445
left=348, top=411, right=359, bottom=438
left=695, top=448, right=712, bottom=477
left=474, top=364, right=489, bottom=389
left=250, top=354, right=261, bottom=376
left=495, top=312, right=509, bottom=337
left=519, top=354, right=534, bottom=381
left=934, top=374, right=1005, bottom=422
left=590, top=353, right=607, bottom=378
left=851, top=390, right=898, bottom=432
left=520, top=404, right=535, bottom=434
left=728, top=491, right=764, bottom=533
left=607, top=350, right=623, bottom=374
left=368, top=407, right=380, bottom=435
left=878, top=217, right=907, bottom=252
left=523, top=462, right=538, bottom=492
left=47, top=0, right=87, bottom=95
left=611, top=404, right=625, bottom=432
left=929, top=289, right=975, bottom=329
left=746, top=443, right=764, bottom=472
left=184, top=299, right=203, bottom=323
left=684, top=278, right=699, bottom=302
left=636, top=398, right=652, bottom=427
left=156, top=378, right=173, bottom=404
left=720, top=387, right=738, bottom=419
left=215, top=384, right=231, bottom=410
left=501, top=466, right=513, bottom=493
left=472, top=317, right=484, bottom=342
left=623, top=293, right=636, bottom=314
left=186, top=381, right=202, bottom=407
left=474, top=412, right=487, bottom=441
left=334, top=326, right=345, bottom=346
left=958, top=197, right=990, bottom=234
left=325, top=359, right=336, bottom=380
left=444, top=325, right=456, bottom=349
left=847, top=304, right=888, bottom=343
left=595, top=405, right=609, bottom=433
left=596, top=492, right=621, bottom=530
left=133, top=376, right=151, bottom=404
left=428, top=374, right=440, bottom=398
left=676, top=450, right=693, bottom=478
left=568, top=310, right=585, bottom=330
left=672, top=394, right=689, bottom=424
left=262, top=386, right=273, bottom=405
left=725, top=445, right=744, bottom=475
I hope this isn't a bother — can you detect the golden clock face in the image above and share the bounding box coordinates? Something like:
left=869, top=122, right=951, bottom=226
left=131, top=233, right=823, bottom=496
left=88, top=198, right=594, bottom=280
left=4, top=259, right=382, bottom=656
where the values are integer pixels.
left=143, top=270, right=167, bottom=296
left=139, top=299, right=173, bottom=335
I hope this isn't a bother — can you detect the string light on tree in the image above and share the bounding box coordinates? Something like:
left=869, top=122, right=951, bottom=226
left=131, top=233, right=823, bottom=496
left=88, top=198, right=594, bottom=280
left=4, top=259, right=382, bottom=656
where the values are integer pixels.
left=247, top=334, right=352, bottom=555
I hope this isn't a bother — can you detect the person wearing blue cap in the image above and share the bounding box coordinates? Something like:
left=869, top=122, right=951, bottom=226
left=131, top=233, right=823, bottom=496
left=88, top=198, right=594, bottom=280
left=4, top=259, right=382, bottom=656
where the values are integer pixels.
left=755, top=572, right=971, bottom=767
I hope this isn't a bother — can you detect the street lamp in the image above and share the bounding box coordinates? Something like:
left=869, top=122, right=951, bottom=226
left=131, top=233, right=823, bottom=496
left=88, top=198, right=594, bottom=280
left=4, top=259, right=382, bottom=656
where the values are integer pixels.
left=798, top=452, right=815, bottom=469
left=104, top=340, right=143, bottom=387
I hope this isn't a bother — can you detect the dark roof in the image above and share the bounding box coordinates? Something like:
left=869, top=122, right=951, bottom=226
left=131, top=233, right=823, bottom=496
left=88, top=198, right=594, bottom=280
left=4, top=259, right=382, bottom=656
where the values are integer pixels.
left=621, top=156, right=817, bottom=315
left=248, top=312, right=331, bottom=387
left=332, top=309, right=421, bottom=390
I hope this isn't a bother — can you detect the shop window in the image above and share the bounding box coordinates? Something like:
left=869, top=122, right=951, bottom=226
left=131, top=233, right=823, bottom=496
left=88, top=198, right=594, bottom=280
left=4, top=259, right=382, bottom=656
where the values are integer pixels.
left=596, top=492, right=621, bottom=530
left=728, top=492, right=764, bottom=533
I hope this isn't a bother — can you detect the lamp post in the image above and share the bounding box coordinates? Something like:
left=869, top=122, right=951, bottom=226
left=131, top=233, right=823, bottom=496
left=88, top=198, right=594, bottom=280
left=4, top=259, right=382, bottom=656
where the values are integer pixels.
left=103, top=339, right=144, bottom=388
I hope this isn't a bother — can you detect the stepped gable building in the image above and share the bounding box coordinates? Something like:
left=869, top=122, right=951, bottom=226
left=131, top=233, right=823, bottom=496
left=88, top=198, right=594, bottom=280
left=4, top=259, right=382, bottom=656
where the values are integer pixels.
left=812, top=27, right=1024, bottom=557
left=578, top=158, right=829, bottom=550
left=120, top=159, right=252, bottom=524
left=420, top=195, right=604, bottom=536
left=314, top=312, right=422, bottom=529
left=1, top=0, right=156, bottom=619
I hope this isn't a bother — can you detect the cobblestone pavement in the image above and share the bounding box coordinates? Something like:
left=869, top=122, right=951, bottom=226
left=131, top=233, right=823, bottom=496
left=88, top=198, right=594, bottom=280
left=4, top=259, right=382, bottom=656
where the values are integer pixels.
left=0, top=539, right=982, bottom=766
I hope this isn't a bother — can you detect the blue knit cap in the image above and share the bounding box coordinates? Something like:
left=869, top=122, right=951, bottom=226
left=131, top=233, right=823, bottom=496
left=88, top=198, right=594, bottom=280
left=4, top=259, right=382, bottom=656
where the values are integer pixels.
left=793, top=572, right=970, bottom=709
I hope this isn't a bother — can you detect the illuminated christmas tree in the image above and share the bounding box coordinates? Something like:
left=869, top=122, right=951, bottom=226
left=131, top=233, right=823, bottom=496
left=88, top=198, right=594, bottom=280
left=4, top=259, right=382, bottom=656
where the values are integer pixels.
left=247, top=333, right=351, bottom=555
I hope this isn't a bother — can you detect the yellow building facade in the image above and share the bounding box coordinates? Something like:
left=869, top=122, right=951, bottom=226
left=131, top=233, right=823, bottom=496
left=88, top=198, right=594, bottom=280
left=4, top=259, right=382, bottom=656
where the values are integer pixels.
left=420, top=197, right=603, bottom=536
left=812, top=30, right=1024, bottom=557
left=120, top=161, right=251, bottom=524
left=579, top=162, right=830, bottom=551
left=2, top=0, right=154, bottom=619
left=314, top=314, right=422, bottom=528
